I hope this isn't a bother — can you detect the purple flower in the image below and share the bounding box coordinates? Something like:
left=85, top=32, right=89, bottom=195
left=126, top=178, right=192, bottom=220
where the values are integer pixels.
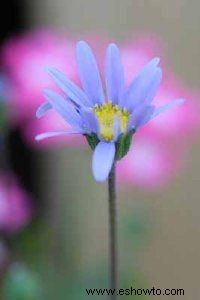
left=36, top=41, right=184, bottom=182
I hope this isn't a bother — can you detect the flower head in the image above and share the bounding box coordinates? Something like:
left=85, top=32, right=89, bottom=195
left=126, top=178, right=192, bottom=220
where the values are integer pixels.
left=36, top=41, right=184, bottom=182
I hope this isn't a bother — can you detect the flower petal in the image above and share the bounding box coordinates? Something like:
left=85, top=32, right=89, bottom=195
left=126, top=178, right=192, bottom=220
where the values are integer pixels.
left=43, top=89, right=82, bottom=129
left=35, top=129, right=83, bottom=141
left=92, top=141, right=115, bottom=182
left=36, top=102, right=52, bottom=118
left=79, top=108, right=99, bottom=134
left=135, top=106, right=155, bottom=128
left=105, top=43, right=124, bottom=104
left=144, top=67, right=162, bottom=104
left=123, top=58, right=160, bottom=110
left=113, top=116, right=121, bottom=141
left=128, top=105, right=155, bottom=130
left=76, top=41, right=104, bottom=105
left=47, top=67, right=91, bottom=107
left=151, top=99, right=185, bottom=120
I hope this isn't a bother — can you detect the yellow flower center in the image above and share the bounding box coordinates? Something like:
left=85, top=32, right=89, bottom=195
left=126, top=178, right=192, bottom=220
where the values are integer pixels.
left=93, top=102, right=130, bottom=142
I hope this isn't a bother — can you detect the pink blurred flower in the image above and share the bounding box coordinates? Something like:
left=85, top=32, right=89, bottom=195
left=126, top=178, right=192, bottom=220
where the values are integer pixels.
left=1, top=30, right=107, bottom=148
left=121, top=35, right=162, bottom=85
left=117, top=135, right=183, bottom=189
left=144, top=81, right=200, bottom=139
left=0, top=173, right=32, bottom=234
left=117, top=36, right=199, bottom=188
left=121, top=36, right=199, bottom=138
left=1, top=30, right=76, bottom=122
left=1, top=30, right=82, bottom=148
left=2, top=30, right=199, bottom=187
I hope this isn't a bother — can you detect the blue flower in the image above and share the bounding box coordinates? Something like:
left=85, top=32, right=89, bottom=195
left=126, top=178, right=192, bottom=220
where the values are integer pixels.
left=36, top=41, right=184, bottom=182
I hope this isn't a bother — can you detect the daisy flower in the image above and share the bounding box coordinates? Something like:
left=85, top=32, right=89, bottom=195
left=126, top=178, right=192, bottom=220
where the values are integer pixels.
left=36, top=41, right=184, bottom=182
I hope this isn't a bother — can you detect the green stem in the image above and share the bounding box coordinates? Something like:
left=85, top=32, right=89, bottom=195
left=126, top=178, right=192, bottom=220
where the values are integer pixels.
left=108, top=162, right=118, bottom=299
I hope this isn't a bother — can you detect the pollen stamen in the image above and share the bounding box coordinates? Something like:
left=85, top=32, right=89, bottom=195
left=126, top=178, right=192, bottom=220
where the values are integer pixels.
left=93, top=102, right=129, bottom=141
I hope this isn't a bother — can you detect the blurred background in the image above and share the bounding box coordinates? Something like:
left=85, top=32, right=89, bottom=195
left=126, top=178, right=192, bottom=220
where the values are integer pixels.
left=0, top=0, right=199, bottom=299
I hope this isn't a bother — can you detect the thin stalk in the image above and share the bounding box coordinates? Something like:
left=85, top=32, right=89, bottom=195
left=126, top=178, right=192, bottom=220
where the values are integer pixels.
left=108, top=162, right=118, bottom=299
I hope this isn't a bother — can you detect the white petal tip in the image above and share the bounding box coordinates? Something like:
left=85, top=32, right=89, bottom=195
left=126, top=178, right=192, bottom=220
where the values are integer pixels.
left=35, top=133, right=51, bottom=142
left=36, top=111, right=42, bottom=119
left=93, top=173, right=108, bottom=182
left=152, top=57, right=160, bottom=66
left=35, top=136, right=41, bottom=142
left=177, top=98, right=185, bottom=104
left=76, top=40, right=89, bottom=49
left=172, top=98, right=185, bottom=107
left=109, top=43, right=119, bottom=50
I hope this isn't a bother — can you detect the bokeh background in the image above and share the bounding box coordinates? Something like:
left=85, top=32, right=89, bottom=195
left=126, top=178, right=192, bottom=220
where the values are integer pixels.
left=0, top=0, right=199, bottom=299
